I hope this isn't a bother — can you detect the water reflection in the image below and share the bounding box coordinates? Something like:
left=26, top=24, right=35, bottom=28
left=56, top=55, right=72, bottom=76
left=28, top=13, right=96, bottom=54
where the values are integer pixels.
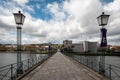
left=0, top=53, right=17, bottom=67
left=22, top=53, right=36, bottom=61
left=0, top=52, right=42, bottom=67
left=74, top=55, right=99, bottom=71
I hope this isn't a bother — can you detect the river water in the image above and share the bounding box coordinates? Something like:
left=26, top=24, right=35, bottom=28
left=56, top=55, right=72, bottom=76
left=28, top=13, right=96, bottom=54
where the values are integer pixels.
left=106, top=56, right=120, bottom=66
left=0, top=52, right=119, bottom=67
left=0, top=52, right=45, bottom=67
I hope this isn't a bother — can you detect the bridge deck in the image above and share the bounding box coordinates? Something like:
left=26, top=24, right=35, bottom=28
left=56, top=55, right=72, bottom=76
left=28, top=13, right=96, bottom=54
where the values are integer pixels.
left=22, top=52, right=108, bottom=80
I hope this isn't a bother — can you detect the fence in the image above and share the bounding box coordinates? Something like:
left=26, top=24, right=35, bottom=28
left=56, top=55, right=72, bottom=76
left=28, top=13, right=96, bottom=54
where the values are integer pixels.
left=64, top=53, right=120, bottom=80
left=0, top=53, right=53, bottom=80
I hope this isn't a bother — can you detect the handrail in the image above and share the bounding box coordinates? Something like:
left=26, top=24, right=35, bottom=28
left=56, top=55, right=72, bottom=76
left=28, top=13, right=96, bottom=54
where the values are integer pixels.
left=0, top=53, right=54, bottom=80
left=64, top=53, right=120, bottom=80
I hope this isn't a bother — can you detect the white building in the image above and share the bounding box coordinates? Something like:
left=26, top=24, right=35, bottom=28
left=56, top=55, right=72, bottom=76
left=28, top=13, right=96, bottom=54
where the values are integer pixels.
left=83, top=41, right=98, bottom=53
left=83, top=41, right=88, bottom=52
left=72, top=43, right=84, bottom=52
left=63, top=40, right=98, bottom=53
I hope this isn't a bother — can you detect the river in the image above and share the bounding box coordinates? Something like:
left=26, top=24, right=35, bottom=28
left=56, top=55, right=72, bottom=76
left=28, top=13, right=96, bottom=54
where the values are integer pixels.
left=0, top=52, right=46, bottom=67
left=106, top=56, right=120, bottom=66
left=0, top=52, right=119, bottom=67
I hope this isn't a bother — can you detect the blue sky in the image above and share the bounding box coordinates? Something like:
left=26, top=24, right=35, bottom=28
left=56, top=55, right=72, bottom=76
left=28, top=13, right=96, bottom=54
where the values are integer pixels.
left=101, top=0, right=113, bottom=3
left=0, top=0, right=120, bottom=45
left=21, top=0, right=114, bottom=20
left=25, top=0, right=114, bottom=20
left=22, top=0, right=64, bottom=20
left=15, top=0, right=114, bottom=20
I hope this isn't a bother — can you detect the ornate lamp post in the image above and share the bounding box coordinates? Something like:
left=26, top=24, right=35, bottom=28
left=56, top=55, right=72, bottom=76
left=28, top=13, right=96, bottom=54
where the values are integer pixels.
left=97, top=12, right=110, bottom=75
left=48, top=43, right=52, bottom=56
left=13, top=11, right=25, bottom=74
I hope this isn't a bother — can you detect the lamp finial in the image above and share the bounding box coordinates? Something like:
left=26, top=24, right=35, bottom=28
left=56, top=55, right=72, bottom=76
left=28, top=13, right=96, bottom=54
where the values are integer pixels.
left=18, top=11, right=21, bottom=13
left=102, top=12, right=104, bottom=14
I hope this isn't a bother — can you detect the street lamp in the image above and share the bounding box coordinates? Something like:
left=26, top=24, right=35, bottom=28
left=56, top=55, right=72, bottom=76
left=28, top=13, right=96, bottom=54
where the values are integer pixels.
left=13, top=11, right=25, bottom=74
left=97, top=12, right=110, bottom=75
left=48, top=43, right=52, bottom=56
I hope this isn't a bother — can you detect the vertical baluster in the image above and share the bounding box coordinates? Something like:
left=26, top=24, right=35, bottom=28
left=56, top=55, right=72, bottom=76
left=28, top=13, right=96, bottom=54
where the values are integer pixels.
left=109, top=65, right=112, bottom=80
left=11, top=64, right=13, bottom=80
left=28, top=59, right=30, bottom=69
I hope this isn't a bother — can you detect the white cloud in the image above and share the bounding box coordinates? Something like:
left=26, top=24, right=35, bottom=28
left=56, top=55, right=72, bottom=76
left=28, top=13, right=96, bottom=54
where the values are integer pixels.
left=13, top=0, right=29, bottom=5
left=47, top=2, right=66, bottom=21
left=0, top=0, right=120, bottom=45
left=104, top=0, right=120, bottom=12
left=103, top=0, right=120, bottom=45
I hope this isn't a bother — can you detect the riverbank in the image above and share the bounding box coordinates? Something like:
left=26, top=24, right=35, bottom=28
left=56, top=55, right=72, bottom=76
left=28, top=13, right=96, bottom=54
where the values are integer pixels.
left=0, top=50, right=57, bottom=54
left=63, top=52, right=120, bottom=56
left=0, top=51, right=49, bottom=54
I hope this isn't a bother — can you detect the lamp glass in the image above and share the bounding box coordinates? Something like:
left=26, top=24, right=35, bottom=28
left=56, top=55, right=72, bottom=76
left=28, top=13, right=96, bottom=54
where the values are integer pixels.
left=97, top=12, right=110, bottom=26
left=21, top=15, right=25, bottom=25
left=97, top=16, right=102, bottom=26
left=101, top=15, right=109, bottom=26
left=13, top=11, right=25, bottom=25
left=13, top=13, right=22, bottom=25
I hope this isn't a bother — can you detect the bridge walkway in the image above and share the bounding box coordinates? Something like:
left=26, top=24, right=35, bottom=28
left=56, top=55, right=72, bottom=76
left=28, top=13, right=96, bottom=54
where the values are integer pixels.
left=22, top=52, right=108, bottom=80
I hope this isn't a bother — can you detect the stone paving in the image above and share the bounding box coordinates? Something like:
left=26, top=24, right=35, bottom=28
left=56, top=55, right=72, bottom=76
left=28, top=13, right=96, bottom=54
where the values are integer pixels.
left=22, top=52, right=108, bottom=80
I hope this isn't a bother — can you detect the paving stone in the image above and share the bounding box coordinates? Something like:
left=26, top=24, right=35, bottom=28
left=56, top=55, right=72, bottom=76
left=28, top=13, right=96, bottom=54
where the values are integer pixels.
left=22, top=52, right=108, bottom=80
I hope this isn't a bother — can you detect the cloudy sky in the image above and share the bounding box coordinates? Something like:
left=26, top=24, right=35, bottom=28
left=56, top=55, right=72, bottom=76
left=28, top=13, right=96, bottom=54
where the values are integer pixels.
left=0, top=0, right=120, bottom=45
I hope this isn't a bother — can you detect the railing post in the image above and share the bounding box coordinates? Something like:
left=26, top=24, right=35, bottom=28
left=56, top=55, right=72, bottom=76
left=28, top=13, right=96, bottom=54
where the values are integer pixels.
left=35, top=57, right=37, bottom=64
left=38, top=57, right=39, bottom=63
left=11, top=64, right=13, bottom=80
left=80, top=56, right=81, bottom=63
left=81, top=56, right=83, bottom=64
left=36, top=57, right=38, bottom=63
left=84, top=56, right=85, bottom=65
left=28, top=59, right=30, bottom=69
left=99, top=62, right=105, bottom=76
left=32, top=58, right=34, bottom=66
left=109, top=65, right=112, bottom=80
left=34, top=58, right=35, bottom=64
left=38, top=56, right=40, bottom=62
left=78, top=56, right=80, bottom=62
left=86, top=57, right=88, bottom=66
left=81, top=56, right=83, bottom=63
left=92, top=60, right=93, bottom=69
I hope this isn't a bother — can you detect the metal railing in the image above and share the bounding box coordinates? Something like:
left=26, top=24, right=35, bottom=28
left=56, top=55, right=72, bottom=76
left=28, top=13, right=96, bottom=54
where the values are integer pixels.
left=64, top=53, right=120, bottom=80
left=104, top=64, right=120, bottom=80
left=0, top=53, right=53, bottom=80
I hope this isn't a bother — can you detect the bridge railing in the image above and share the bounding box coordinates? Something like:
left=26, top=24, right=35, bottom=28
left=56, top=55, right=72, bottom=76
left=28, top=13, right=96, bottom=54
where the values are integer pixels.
left=104, top=64, right=120, bottom=80
left=0, top=53, right=53, bottom=80
left=64, top=53, right=120, bottom=80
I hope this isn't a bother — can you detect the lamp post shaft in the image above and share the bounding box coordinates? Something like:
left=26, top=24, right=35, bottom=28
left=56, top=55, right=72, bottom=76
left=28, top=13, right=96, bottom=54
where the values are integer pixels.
left=99, top=27, right=107, bottom=75
left=17, top=26, right=23, bottom=74
left=100, top=28, right=107, bottom=47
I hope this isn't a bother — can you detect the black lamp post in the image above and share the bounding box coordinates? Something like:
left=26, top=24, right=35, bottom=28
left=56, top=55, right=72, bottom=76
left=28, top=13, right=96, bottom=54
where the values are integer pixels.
left=48, top=43, right=51, bottom=56
left=97, top=12, right=110, bottom=75
left=13, top=11, right=25, bottom=74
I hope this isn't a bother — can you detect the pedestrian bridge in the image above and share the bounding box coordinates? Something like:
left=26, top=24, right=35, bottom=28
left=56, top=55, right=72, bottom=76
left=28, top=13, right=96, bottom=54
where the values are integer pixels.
left=21, top=52, right=107, bottom=80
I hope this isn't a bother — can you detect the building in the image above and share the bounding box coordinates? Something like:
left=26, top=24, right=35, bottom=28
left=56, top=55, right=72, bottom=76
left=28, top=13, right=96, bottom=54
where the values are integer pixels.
left=72, top=43, right=84, bottom=52
left=83, top=41, right=98, bottom=53
left=62, top=40, right=98, bottom=53
left=63, top=40, right=72, bottom=48
left=110, top=46, right=120, bottom=52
